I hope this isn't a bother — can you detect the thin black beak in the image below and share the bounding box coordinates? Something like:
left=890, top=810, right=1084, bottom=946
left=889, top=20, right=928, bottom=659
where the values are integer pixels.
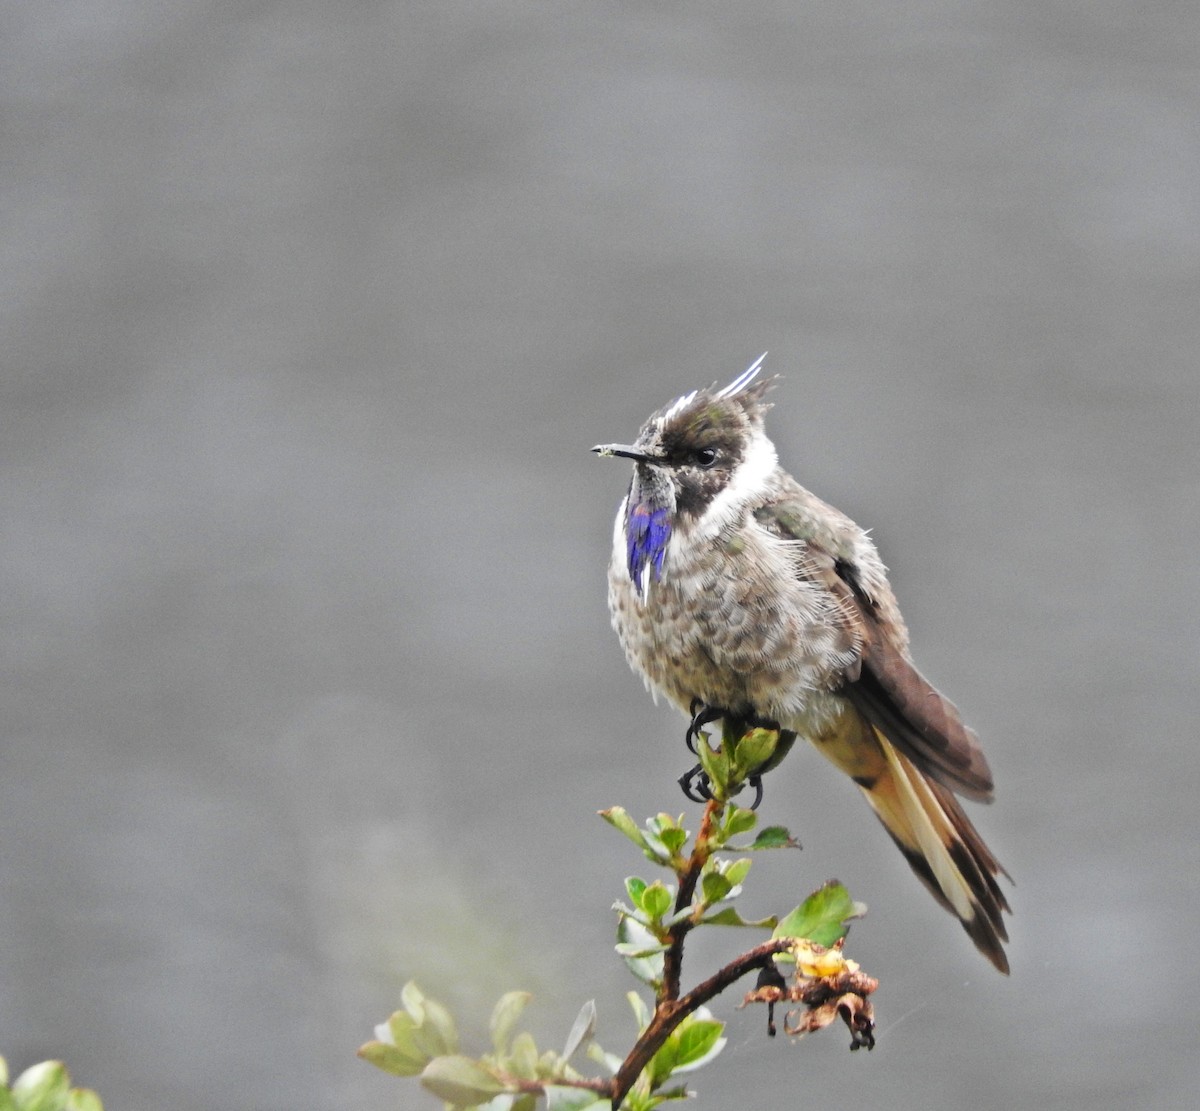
left=591, top=443, right=657, bottom=463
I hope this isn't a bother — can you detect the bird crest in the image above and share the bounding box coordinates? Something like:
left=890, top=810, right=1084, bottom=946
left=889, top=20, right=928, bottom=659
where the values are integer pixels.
left=659, top=352, right=775, bottom=429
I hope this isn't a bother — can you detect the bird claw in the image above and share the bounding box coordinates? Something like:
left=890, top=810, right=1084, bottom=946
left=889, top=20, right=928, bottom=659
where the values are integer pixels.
left=681, top=702, right=774, bottom=808
left=678, top=763, right=712, bottom=803
left=746, top=775, right=765, bottom=809
left=676, top=764, right=765, bottom=809
left=685, top=700, right=725, bottom=755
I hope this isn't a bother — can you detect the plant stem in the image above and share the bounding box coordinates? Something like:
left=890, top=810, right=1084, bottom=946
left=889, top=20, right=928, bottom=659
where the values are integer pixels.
left=660, top=798, right=719, bottom=1001
left=610, top=796, right=792, bottom=1109
left=610, top=937, right=794, bottom=1108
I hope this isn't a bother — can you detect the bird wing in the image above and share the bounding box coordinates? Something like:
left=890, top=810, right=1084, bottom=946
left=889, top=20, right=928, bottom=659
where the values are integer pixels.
left=754, top=499, right=995, bottom=802
left=756, top=496, right=1011, bottom=972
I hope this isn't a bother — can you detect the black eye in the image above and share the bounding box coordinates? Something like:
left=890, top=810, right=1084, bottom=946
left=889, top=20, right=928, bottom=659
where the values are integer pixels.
left=694, top=447, right=718, bottom=468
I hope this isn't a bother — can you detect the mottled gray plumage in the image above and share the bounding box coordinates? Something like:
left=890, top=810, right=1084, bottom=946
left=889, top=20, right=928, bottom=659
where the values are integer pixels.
left=593, top=357, right=1011, bottom=972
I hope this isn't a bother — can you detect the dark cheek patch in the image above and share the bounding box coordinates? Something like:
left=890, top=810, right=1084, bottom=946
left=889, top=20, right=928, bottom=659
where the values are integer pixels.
left=674, top=469, right=727, bottom=518
left=626, top=501, right=672, bottom=586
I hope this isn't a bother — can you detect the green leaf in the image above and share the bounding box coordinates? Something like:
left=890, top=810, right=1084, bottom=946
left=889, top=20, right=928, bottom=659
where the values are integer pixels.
left=401, top=980, right=427, bottom=1021
left=698, top=906, right=777, bottom=928
left=724, top=807, right=757, bottom=838
left=657, top=827, right=687, bottom=855
left=695, top=736, right=730, bottom=797
left=604, top=810, right=678, bottom=865
left=11, top=1061, right=69, bottom=1111
left=544, top=1087, right=609, bottom=1111
left=724, top=857, right=751, bottom=887
left=732, top=727, right=779, bottom=775
left=748, top=825, right=799, bottom=850
left=64, top=1091, right=103, bottom=1111
left=700, top=872, right=732, bottom=905
left=646, top=815, right=688, bottom=860
left=400, top=1010, right=446, bottom=1063
left=384, top=1010, right=434, bottom=1066
left=396, top=982, right=457, bottom=1057
left=507, top=1032, right=539, bottom=1079
left=647, top=1014, right=727, bottom=1088
left=670, top=1018, right=726, bottom=1072
left=627, top=991, right=653, bottom=1033
left=357, top=1039, right=427, bottom=1077
left=660, top=904, right=695, bottom=930
left=617, top=917, right=665, bottom=985
left=601, top=808, right=652, bottom=853
left=388, top=983, right=458, bottom=1057
left=614, top=940, right=668, bottom=957
left=640, top=882, right=673, bottom=921
left=490, top=991, right=532, bottom=1056
left=773, top=880, right=864, bottom=948
left=419, top=993, right=460, bottom=1056
left=420, top=1056, right=507, bottom=1106
left=611, top=900, right=641, bottom=925
left=764, top=728, right=797, bottom=771
left=647, top=1037, right=678, bottom=1086
left=625, top=876, right=648, bottom=908
left=562, top=999, right=597, bottom=1061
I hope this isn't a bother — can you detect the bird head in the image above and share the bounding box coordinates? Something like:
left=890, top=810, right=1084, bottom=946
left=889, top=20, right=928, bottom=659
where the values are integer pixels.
left=592, top=353, right=779, bottom=595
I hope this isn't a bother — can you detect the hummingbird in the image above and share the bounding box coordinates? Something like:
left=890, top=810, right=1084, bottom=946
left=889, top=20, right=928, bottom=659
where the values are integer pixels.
left=592, top=354, right=1011, bottom=972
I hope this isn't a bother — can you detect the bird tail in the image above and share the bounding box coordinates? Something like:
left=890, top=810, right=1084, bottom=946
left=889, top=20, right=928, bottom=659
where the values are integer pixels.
left=814, top=712, right=1012, bottom=973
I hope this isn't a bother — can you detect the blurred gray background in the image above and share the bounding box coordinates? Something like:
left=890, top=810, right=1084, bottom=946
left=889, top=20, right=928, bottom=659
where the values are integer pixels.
left=2, top=2, right=1197, bottom=1109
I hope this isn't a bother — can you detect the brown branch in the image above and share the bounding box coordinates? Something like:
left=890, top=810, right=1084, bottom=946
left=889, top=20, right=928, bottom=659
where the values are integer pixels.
left=676, top=936, right=796, bottom=1015
left=660, top=797, right=720, bottom=1001
left=610, top=936, right=794, bottom=1109
left=499, top=1073, right=614, bottom=1097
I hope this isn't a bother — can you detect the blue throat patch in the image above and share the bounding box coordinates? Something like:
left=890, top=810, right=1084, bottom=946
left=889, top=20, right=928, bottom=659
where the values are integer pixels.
left=626, top=501, right=671, bottom=589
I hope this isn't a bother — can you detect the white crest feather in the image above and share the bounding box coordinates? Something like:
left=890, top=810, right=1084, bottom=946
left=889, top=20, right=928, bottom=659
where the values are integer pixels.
left=662, top=389, right=698, bottom=421
left=715, top=352, right=768, bottom=399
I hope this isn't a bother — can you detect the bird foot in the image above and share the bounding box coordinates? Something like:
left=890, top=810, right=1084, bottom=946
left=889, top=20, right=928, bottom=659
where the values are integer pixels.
left=686, top=700, right=785, bottom=752
left=677, top=763, right=765, bottom=810
left=678, top=762, right=711, bottom=803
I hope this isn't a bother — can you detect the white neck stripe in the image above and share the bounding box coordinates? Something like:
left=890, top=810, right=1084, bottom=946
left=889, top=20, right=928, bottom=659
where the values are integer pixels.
left=693, top=428, right=777, bottom=541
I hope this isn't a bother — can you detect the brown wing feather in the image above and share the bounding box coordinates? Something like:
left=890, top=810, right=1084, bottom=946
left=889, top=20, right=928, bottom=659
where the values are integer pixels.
left=821, top=549, right=995, bottom=802
left=755, top=496, right=1010, bottom=971
left=846, top=640, right=995, bottom=801
left=755, top=498, right=995, bottom=798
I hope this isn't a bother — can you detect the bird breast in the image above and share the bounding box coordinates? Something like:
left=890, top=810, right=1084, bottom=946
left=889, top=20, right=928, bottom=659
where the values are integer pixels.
left=607, top=512, right=861, bottom=725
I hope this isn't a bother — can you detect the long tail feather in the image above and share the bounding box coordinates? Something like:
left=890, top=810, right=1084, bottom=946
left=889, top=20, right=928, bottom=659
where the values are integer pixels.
left=814, top=712, right=1011, bottom=972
